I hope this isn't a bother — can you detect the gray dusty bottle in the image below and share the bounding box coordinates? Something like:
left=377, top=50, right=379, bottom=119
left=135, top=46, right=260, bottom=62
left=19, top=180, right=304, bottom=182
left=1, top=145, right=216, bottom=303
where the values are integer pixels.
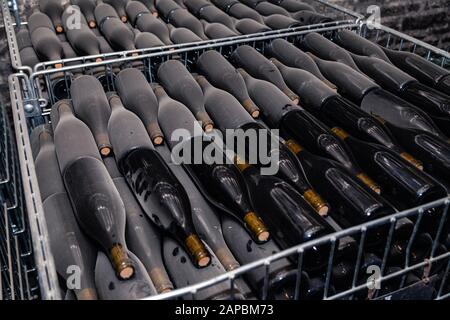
left=98, top=36, right=114, bottom=53
left=39, top=0, right=64, bottom=33
left=29, top=13, right=64, bottom=64
left=71, top=0, right=98, bottom=28
left=115, top=68, right=164, bottom=145
left=269, top=0, right=315, bottom=13
left=162, top=237, right=245, bottom=299
left=28, top=10, right=55, bottom=33
left=231, top=45, right=299, bottom=104
left=95, top=251, right=157, bottom=300
left=104, top=0, right=130, bottom=22
left=95, top=3, right=136, bottom=51
left=157, top=144, right=242, bottom=273
left=16, top=26, right=40, bottom=68
left=103, top=153, right=174, bottom=293
left=52, top=100, right=135, bottom=280
left=255, top=2, right=291, bottom=16
left=31, top=124, right=98, bottom=300
left=126, top=1, right=172, bottom=44
left=233, top=17, right=271, bottom=34
left=167, top=24, right=203, bottom=44
left=107, top=93, right=211, bottom=268
left=157, top=60, right=214, bottom=131
left=138, top=0, right=158, bottom=15
left=291, top=11, right=333, bottom=24
left=264, top=38, right=337, bottom=90
left=212, top=0, right=264, bottom=24
left=62, top=5, right=102, bottom=57
left=71, top=75, right=113, bottom=156
left=135, top=31, right=165, bottom=48
left=197, top=50, right=260, bottom=118
left=299, top=32, right=361, bottom=72
left=222, top=215, right=311, bottom=300
left=263, top=14, right=302, bottom=29
left=201, top=20, right=239, bottom=39
left=184, top=0, right=236, bottom=32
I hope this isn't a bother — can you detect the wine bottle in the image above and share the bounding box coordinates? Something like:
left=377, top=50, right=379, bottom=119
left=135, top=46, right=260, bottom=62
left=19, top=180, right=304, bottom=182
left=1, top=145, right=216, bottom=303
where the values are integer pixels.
left=71, top=0, right=97, bottom=28
left=283, top=139, right=395, bottom=245
left=271, top=58, right=423, bottom=169
left=237, top=0, right=264, bottom=8
left=299, top=32, right=361, bottom=71
left=233, top=17, right=272, bottom=34
left=196, top=75, right=329, bottom=215
left=103, top=155, right=174, bottom=293
left=95, top=3, right=136, bottom=51
left=234, top=158, right=335, bottom=270
left=107, top=93, right=211, bottom=268
left=231, top=45, right=299, bottom=103
left=222, top=215, right=310, bottom=300
left=70, top=75, right=112, bottom=156
left=162, top=237, right=245, bottom=299
left=157, top=144, right=242, bottom=272
left=212, top=0, right=264, bottom=24
left=255, top=2, right=291, bottom=16
left=31, top=124, right=98, bottom=300
left=17, top=27, right=40, bottom=68
left=155, top=87, right=270, bottom=242
left=30, top=25, right=64, bottom=64
left=98, top=36, right=114, bottom=53
left=167, top=24, right=203, bottom=44
left=184, top=0, right=237, bottom=32
left=382, top=47, right=450, bottom=94
left=333, top=29, right=391, bottom=62
left=269, top=0, right=315, bottom=13
left=62, top=5, right=102, bottom=57
left=51, top=100, right=135, bottom=280
left=309, top=53, right=449, bottom=140
left=137, top=0, right=158, bottom=15
left=155, top=0, right=180, bottom=16
left=95, top=251, right=157, bottom=299
left=238, top=68, right=381, bottom=193
left=349, top=53, right=450, bottom=136
left=40, top=0, right=64, bottom=33
left=201, top=20, right=239, bottom=39
left=115, top=68, right=164, bottom=145
left=28, top=10, right=56, bottom=33
left=263, top=13, right=303, bottom=29
left=197, top=50, right=260, bottom=118
left=134, top=30, right=165, bottom=48
left=157, top=60, right=214, bottom=131
left=104, top=0, right=129, bottom=22
left=265, top=38, right=337, bottom=90
left=330, top=126, right=447, bottom=210
left=126, top=1, right=172, bottom=45
left=291, top=11, right=333, bottom=24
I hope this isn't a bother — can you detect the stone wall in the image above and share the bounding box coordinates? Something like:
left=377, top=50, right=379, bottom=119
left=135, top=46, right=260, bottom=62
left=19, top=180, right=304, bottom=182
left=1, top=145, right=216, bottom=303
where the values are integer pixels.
left=330, top=0, right=450, bottom=50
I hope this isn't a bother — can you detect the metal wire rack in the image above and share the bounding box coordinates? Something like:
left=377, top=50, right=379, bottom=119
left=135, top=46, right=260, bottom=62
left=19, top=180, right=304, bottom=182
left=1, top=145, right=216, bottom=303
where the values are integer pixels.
left=2, top=0, right=450, bottom=301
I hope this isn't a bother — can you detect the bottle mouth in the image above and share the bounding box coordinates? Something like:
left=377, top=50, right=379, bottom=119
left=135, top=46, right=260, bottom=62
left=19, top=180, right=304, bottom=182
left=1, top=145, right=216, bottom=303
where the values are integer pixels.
left=356, top=172, right=381, bottom=195
left=185, top=234, right=211, bottom=268
left=399, top=152, right=423, bottom=170
left=110, top=244, right=135, bottom=280
left=89, top=21, right=96, bottom=28
left=242, top=99, right=260, bottom=118
left=303, top=189, right=329, bottom=217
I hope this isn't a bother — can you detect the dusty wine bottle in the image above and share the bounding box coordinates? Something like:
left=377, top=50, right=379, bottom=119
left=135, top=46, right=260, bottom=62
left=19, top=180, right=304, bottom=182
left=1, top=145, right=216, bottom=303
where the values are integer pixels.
left=263, top=13, right=303, bottom=29
left=197, top=50, right=260, bottom=118
left=107, top=93, right=211, bottom=268
left=30, top=21, right=64, bottom=64
left=255, top=2, right=291, bottom=16
left=162, top=237, right=245, bottom=299
left=212, top=0, right=264, bottom=24
left=155, top=87, right=270, bottom=242
left=167, top=23, right=203, bottom=43
left=308, top=53, right=449, bottom=140
left=40, top=0, right=64, bottom=33
left=269, top=0, right=315, bottom=13
left=17, top=27, right=40, bottom=68
left=265, top=38, right=337, bottom=90
left=271, top=58, right=423, bottom=169
left=70, top=75, right=112, bottom=156
left=201, top=20, right=239, bottom=39
left=126, top=1, right=172, bottom=44
left=184, top=0, right=237, bottom=31
left=233, top=17, right=272, bottom=34
left=95, top=251, right=157, bottom=299
left=231, top=45, right=299, bottom=103
left=238, top=68, right=381, bottom=194
left=31, top=124, right=98, bottom=300
left=291, top=10, right=333, bottom=24
left=138, top=0, right=158, bottom=15
left=115, top=68, right=164, bottom=145
left=51, top=100, right=135, bottom=280
left=62, top=5, right=102, bottom=57
left=71, top=0, right=97, bottom=28
left=103, top=155, right=174, bottom=293
left=104, top=0, right=129, bottom=22
left=299, top=32, right=361, bottom=71
left=157, top=60, right=214, bottom=131
left=196, top=75, right=329, bottom=216
left=28, top=10, right=55, bottom=33
left=134, top=30, right=165, bottom=48
left=95, top=3, right=136, bottom=51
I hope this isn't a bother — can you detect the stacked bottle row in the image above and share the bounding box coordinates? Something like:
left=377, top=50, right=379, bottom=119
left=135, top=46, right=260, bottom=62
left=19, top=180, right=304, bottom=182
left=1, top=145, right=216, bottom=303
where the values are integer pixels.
left=19, top=0, right=335, bottom=68
left=30, top=33, right=450, bottom=300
